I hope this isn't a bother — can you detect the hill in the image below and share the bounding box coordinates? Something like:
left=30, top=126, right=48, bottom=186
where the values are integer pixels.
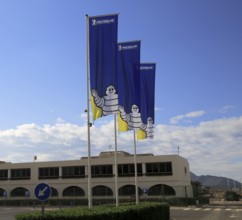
left=190, top=172, right=242, bottom=188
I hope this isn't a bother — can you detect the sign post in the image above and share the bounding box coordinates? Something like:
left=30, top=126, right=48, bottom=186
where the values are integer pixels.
left=34, top=183, right=52, bottom=215
left=143, top=187, right=149, bottom=201
left=143, top=187, right=148, bottom=196
left=3, top=191, right=7, bottom=206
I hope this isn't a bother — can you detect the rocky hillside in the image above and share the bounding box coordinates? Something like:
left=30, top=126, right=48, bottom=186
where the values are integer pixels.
left=190, top=172, right=242, bottom=188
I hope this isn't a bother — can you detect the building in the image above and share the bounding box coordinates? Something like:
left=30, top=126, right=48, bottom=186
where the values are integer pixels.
left=0, top=151, right=193, bottom=202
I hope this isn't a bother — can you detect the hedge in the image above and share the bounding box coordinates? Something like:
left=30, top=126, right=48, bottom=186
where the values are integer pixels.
left=16, top=202, right=170, bottom=220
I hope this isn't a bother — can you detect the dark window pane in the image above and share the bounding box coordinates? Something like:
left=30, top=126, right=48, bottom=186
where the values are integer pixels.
left=39, top=167, right=59, bottom=179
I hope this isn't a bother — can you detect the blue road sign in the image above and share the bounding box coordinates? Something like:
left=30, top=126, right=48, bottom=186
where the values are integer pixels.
left=35, top=183, right=52, bottom=201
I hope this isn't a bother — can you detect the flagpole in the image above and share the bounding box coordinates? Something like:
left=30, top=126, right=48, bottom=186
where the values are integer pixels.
left=114, top=114, right=119, bottom=206
left=86, top=14, right=92, bottom=209
left=133, top=130, right=139, bottom=205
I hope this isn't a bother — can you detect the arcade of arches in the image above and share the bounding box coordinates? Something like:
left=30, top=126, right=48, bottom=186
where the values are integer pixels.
left=0, top=184, right=175, bottom=198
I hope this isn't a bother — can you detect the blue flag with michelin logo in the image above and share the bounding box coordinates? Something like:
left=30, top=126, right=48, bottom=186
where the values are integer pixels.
left=137, top=63, right=156, bottom=139
left=88, top=14, right=118, bottom=120
left=117, top=41, right=141, bottom=132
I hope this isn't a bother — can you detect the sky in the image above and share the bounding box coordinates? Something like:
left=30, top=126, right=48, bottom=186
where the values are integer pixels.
left=0, top=0, right=242, bottom=180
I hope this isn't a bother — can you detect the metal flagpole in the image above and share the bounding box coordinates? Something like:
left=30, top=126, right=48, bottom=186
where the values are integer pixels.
left=114, top=114, right=119, bottom=206
left=86, top=14, right=92, bottom=209
left=133, top=130, right=139, bottom=205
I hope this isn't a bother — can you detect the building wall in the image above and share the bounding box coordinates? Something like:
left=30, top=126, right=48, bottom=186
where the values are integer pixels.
left=0, top=151, right=193, bottom=200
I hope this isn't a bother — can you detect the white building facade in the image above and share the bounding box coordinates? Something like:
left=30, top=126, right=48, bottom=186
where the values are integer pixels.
left=0, top=151, right=193, bottom=202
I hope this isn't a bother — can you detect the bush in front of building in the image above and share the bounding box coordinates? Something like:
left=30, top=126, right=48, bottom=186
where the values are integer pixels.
left=162, top=197, right=209, bottom=206
left=15, top=202, right=170, bottom=220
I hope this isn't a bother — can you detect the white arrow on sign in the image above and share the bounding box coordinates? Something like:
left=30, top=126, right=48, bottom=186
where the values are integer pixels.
left=38, top=186, right=48, bottom=197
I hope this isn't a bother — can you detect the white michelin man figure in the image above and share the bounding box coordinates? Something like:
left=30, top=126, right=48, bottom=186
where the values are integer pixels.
left=119, top=104, right=143, bottom=130
left=141, top=117, right=154, bottom=139
left=91, top=85, right=119, bottom=116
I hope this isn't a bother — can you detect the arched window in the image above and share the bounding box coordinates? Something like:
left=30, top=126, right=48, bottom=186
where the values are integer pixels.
left=0, top=188, right=7, bottom=197
left=118, top=185, right=142, bottom=196
left=63, top=186, right=85, bottom=197
left=50, top=187, right=58, bottom=197
left=148, top=184, right=176, bottom=196
left=10, top=187, right=30, bottom=197
left=92, top=185, right=113, bottom=196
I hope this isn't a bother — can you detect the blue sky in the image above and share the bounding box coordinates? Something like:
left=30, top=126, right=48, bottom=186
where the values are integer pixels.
left=0, top=0, right=242, bottom=180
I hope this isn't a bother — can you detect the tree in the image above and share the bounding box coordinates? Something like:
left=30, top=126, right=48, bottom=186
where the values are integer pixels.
left=191, top=181, right=202, bottom=198
left=224, top=191, right=241, bottom=201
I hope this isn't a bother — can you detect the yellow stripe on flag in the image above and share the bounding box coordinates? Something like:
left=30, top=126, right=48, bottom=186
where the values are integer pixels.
left=91, top=96, right=102, bottom=120
left=118, top=113, right=128, bottom=132
left=137, top=129, right=147, bottom=140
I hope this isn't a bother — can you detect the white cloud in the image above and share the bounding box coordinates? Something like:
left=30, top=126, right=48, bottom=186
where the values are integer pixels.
left=55, top=117, right=65, bottom=123
left=0, top=116, right=242, bottom=179
left=170, top=110, right=205, bottom=124
left=218, top=105, right=235, bottom=114
left=154, top=107, right=162, bottom=111
left=80, top=113, right=88, bottom=120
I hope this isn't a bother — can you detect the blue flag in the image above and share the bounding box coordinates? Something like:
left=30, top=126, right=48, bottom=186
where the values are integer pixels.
left=117, top=41, right=141, bottom=132
left=88, top=14, right=118, bottom=120
left=137, top=63, right=156, bottom=139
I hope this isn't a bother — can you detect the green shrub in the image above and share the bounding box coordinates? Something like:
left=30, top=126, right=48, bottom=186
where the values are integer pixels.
left=16, top=202, right=169, bottom=220
left=224, top=191, right=242, bottom=201
left=165, top=197, right=209, bottom=206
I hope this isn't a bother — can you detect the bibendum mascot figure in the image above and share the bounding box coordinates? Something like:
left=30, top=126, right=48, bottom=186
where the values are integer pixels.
left=91, top=85, right=119, bottom=116
left=141, top=117, right=154, bottom=139
left=119, top=104, right=144, bottom=130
